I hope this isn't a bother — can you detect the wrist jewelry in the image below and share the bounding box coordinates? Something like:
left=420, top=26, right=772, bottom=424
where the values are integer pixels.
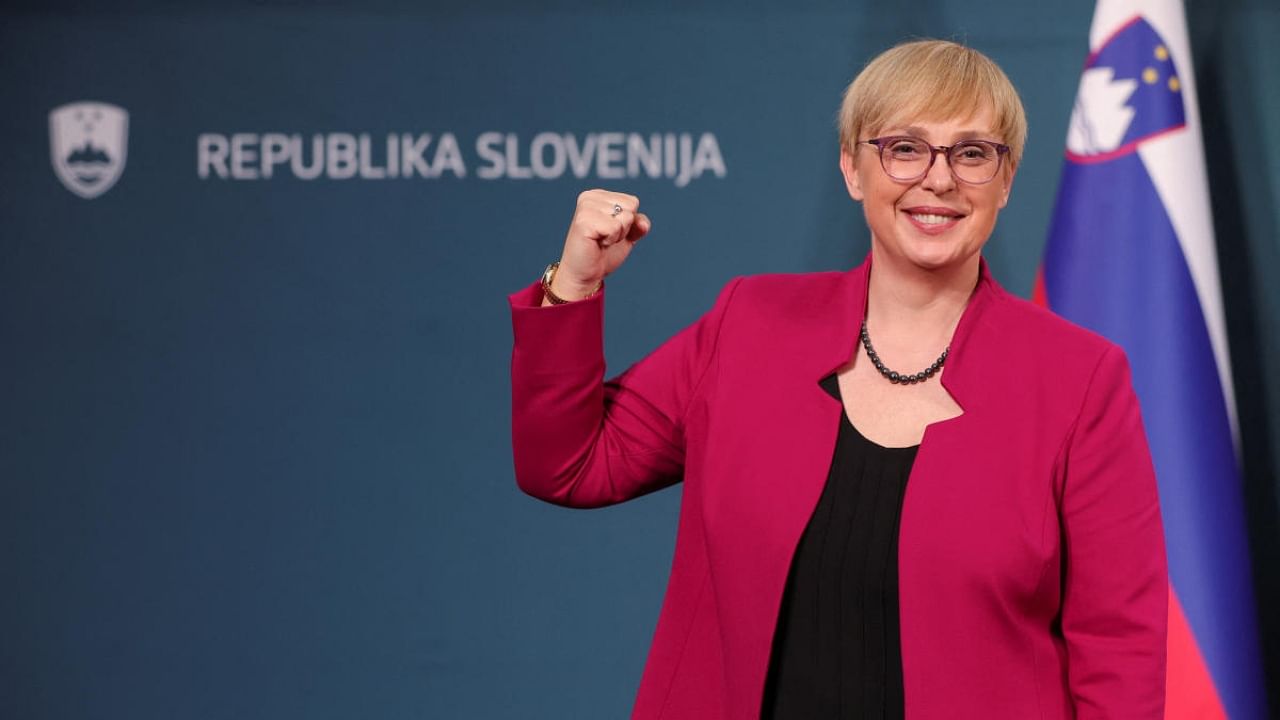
left=541, top=262, right=603, bottom=305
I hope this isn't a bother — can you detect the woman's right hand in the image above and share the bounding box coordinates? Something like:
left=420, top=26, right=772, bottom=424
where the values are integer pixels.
left=547, top=189, right=651, bottom=304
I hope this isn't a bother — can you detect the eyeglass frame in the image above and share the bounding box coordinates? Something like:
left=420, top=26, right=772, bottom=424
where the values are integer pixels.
left=861, top=136, right=1011, bottom=185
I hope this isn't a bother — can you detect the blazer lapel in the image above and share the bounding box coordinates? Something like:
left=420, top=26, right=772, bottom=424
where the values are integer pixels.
left=704, top=260, right=868, bottom=717
left=704, top=255, right=1006, bottom=719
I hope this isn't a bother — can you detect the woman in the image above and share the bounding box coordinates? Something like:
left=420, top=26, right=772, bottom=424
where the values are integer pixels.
left=508, top=40, right=1167, bottom=719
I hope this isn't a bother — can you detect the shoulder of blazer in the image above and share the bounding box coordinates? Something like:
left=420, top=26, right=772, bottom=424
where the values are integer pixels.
left=716, top=270, right=854, bottom=332
left=733, top=270, right=850, bottom=291
left=711, top=271, right=856, bottom=367
left=975, top=283, right=1127, bottom=376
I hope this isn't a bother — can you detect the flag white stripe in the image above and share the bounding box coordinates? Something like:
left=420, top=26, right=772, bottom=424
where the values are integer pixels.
left=1091, top=0, right=1240, bottom=447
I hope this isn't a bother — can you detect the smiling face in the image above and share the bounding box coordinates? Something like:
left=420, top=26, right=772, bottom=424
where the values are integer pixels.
left=839, top=106, right=1015, bottom=273
left=835, top=40, right=1026, bottom=275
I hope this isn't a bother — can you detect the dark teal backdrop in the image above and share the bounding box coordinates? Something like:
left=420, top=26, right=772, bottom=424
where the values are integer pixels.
left=2, top=1, right=1276, bottom=717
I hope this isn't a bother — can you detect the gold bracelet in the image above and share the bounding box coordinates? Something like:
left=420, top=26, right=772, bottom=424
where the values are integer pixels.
left=541, top=262, right=602, bottom=305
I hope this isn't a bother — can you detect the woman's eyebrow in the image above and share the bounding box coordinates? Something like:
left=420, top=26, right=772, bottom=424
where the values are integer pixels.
left=886, top=126, right=997, bottom=141
left=952, top=129, right=996, bottom=140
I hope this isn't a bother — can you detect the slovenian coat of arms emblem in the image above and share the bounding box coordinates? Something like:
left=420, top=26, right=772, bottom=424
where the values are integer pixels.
left=49, top=101, right=129, bottom=199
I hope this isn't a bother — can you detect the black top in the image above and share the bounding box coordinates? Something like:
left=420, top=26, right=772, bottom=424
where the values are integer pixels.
left=760, top=374, right=918, bottom=720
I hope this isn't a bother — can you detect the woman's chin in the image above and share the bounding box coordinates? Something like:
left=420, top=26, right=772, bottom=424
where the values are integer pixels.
left=898, top=242, right=974, bottom=272
left=873, top=229, right=985, bottom=273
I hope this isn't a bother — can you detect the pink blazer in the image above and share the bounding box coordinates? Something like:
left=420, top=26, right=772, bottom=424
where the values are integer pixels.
left=509, top=256, right=1167, bottom=719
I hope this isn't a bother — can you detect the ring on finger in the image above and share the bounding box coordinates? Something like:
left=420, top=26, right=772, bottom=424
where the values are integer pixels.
left=611, top=203, right=623, bottom=217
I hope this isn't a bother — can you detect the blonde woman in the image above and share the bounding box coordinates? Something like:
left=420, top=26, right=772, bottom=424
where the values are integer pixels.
left=509, top=40, right=1167, bottom=719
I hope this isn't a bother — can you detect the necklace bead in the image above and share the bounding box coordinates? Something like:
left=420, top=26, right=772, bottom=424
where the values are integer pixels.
left=860, top=321, right=949, bottom=385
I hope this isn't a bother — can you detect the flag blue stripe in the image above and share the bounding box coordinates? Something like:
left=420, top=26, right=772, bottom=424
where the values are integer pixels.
left=1044, top=153, right=1267, bottom=718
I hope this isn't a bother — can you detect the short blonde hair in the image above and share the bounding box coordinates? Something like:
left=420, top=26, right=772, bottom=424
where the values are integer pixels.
left=838, top=39, right=1028, bottom=171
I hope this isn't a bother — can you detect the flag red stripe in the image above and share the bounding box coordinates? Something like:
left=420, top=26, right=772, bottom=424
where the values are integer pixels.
left=1166, top=586, right=1227, bottom=719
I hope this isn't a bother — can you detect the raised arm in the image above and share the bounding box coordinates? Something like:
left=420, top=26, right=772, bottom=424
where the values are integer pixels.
left=510, top=275, right=739, bottom=508
left=509, top=189, right=740, bottom=508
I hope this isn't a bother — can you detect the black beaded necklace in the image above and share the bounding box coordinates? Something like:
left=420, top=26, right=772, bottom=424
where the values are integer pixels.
left=859, top=320, right=949, bottom=385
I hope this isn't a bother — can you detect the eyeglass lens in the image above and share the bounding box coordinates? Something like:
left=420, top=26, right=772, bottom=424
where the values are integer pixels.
left=880, top=138, right=1001, bottom=184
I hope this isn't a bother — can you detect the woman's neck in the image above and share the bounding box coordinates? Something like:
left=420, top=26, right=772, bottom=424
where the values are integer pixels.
left=864, top=248, right=980, bottom=350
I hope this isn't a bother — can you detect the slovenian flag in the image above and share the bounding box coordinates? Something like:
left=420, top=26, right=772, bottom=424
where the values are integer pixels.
left=1036, top=1, right=1268, bottom=717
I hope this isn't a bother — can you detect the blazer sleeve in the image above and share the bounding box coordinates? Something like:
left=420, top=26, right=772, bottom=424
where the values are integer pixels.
left=508, top=277, right=742, bottom=508
left=1059, top=344, right=1169, bottom=718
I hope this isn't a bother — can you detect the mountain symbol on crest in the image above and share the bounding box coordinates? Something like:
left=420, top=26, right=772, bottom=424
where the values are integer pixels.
left=66, top=142, right=112, bottom=166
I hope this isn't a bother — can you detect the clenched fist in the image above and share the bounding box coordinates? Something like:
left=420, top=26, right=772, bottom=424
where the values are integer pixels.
left=544, top=189, right=651, bottom=306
